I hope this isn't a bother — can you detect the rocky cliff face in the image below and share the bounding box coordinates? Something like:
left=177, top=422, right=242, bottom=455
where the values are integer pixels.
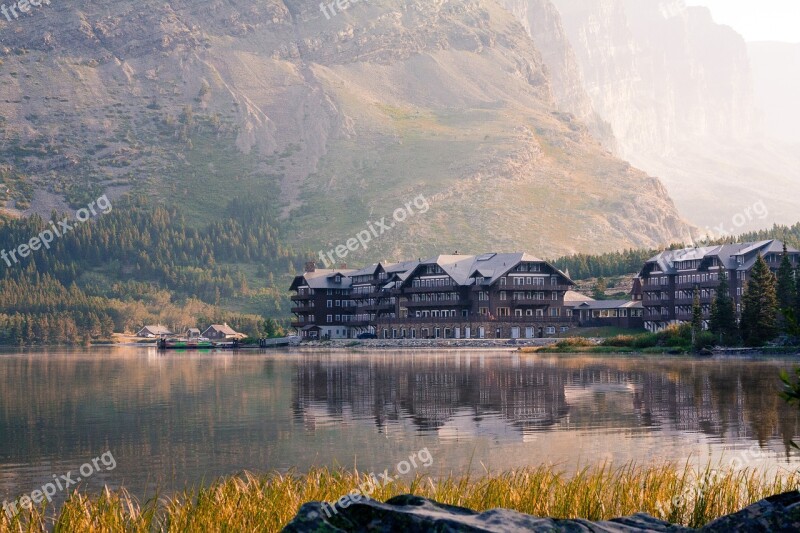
left=0, top=0, right=693, bottom=258
left=551, top=0, right=756, bottom=156
left=550, top=0, right=799, bottom=231
left=498, top=0, right=615, bottom=148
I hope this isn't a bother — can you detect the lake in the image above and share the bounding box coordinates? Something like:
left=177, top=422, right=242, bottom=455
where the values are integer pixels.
left=2, top=347, right=800, bottom=506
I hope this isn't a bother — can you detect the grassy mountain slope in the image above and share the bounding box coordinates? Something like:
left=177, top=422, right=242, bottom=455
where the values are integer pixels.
left=0, top=0, right=692, bottom=263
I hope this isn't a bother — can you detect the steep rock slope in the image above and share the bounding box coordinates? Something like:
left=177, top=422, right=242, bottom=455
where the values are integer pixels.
left=498, top=0, right=614, bottom=148
left=550, top=0, right=800, bottom=231
left=0, top=0, right=692, bottom=259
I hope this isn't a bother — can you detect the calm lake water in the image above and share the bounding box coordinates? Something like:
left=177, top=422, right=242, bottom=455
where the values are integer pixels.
left=2, top=347, right=800, bottom=504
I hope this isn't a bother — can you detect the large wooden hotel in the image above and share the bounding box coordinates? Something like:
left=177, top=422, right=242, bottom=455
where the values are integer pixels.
left=290, top=240, right=799, bottom=340
left=290, top=253, right=641, bottom=340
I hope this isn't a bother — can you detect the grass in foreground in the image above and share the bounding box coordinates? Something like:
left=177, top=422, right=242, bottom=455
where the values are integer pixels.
left=1, top=462, right=798, bottom=532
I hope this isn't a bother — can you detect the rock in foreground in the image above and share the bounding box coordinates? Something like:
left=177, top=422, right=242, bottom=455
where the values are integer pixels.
left=283, top=492, right=800, bottom=532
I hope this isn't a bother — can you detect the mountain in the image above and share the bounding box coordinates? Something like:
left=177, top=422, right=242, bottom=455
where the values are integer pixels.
left=0, top=0, right=692, bottom=261
left=748, top=41, right=800, bottom=144
left=497, top=0, right=615, bottom=148
left=548, top=0, right=800, bottom=233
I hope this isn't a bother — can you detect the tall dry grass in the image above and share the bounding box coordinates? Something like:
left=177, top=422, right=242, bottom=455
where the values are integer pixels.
left=1, top=462, right=798, bottom=532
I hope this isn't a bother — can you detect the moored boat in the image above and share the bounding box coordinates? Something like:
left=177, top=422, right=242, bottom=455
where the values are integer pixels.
left=158, top=337, right=214, bottom=350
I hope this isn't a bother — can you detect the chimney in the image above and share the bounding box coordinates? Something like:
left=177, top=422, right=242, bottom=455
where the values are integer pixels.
left=305, top=261, right=316, bottom=273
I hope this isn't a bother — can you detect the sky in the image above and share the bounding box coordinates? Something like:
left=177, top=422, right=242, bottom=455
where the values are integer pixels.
left=684, top=1, right=800, bottom=43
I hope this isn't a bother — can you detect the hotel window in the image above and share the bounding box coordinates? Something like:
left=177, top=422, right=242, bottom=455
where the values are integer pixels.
left=327, top=300, right=333, bottom=308
left=500, top=292, right=507, bottom=300
left=526, top=277, right=532, bottom=285
left=327, top=315, right=333, bottom=323
left=526, top=309, right=533, bottom=316
left=500, top=277, right=507, bottom=285
left=536, top=309, right=544, bottom=317
left=335, top=315, right=341, bottom=321
left=515, top=309, right=523, bottom=317
left=546, top=327, right=556, bottom=334
left=497, top=308, right=510, bottom=317
left=479, top=307, right=489, bottom=315
left=550, top=309, right=559, bottom=317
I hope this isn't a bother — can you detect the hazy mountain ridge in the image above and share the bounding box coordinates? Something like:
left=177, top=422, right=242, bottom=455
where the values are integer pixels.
left=0, top=0, right=693, bottom=260
left=547, top=0, right=800, bottom=231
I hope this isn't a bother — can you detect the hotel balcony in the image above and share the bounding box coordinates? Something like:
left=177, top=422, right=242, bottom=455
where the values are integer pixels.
left=404, top=286, right=461, bottom=294
left=472, top=284, right=572, bottom=292
left=405, top=299, right=471, bottom=308
left=379, top=316, right=575, bottom=325
left=364, top=302, right=396, bottom=312
left=675, top=280, right=719, bottom=289
left=510, top=298, right=550, bottom=306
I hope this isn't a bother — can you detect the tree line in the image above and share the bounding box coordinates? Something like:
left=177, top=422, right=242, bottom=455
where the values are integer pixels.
left=0, top=196, right=301, bottom=344
left=555, top=223, right=800, bottom=281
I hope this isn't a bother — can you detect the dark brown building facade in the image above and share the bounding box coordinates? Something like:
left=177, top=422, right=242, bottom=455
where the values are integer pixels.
left=639, top=240, right=800, bottom=332
left=290, top=253, right=578, bottom=339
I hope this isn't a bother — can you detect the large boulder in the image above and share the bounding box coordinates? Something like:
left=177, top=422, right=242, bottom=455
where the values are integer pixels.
left=283, top=492, right=800, bottom=532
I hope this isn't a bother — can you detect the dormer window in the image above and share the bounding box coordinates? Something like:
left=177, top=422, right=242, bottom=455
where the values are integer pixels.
left=335, top=275, right=342, bottom=283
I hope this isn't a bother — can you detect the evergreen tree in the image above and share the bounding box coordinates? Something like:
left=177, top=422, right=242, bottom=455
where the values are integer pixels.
left=741, top=254, right=779, bottom=346
left=709, top=271, right=738, bottom=345
left=592, top=277, right=608, bottom=300
left=777, top=243, right=796, bottom=310
left=795, top=267, right=800, bottom=324
left=691, top=286, right=703, bottom=348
